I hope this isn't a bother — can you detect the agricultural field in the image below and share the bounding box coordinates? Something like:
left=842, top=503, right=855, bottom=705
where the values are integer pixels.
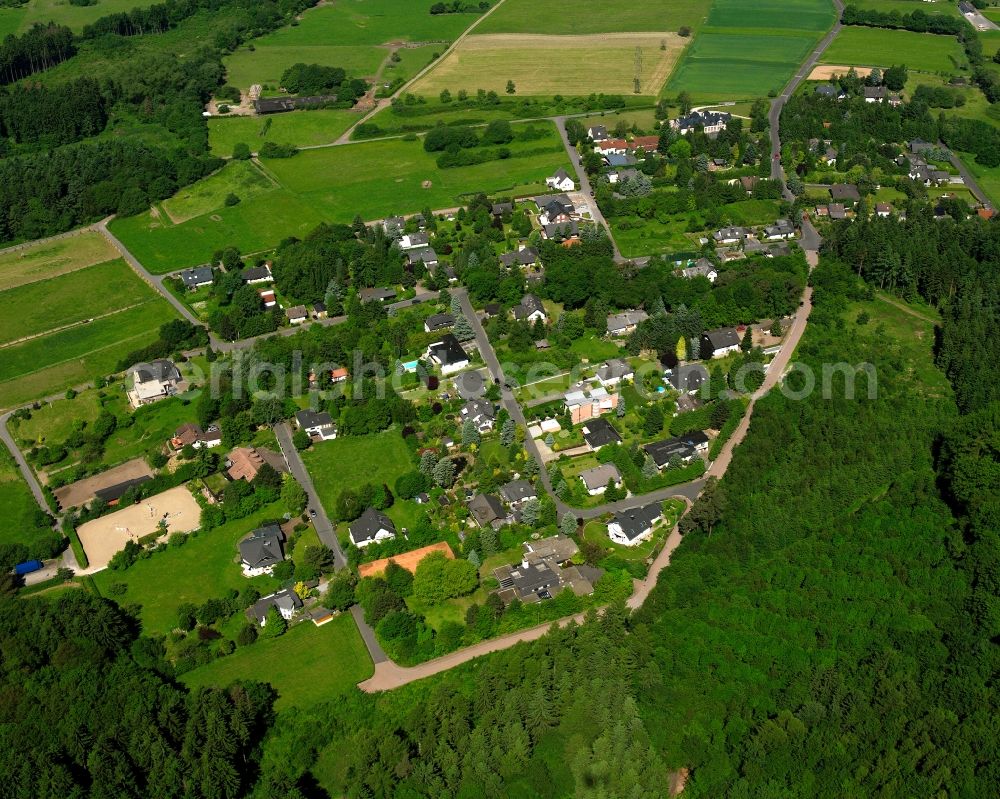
left=208, top=110, right=360, bottom=156
left=665, top=0, right=835, bottom=100
left=411, top=33, right=685, bottom=96
left=180, top=616, right=374, bottom=710
left=222, top=0, right=477, bottom=91
left=111, top=124, right=569, bottom=270
left=821, top=27, right=967, bottom=73
left=476, top=0, right=713, bottom=35
left=161, top=161, right=276, bottom=224
left=851, top=0, right=961, bottom=16
left=0, top=233, right=179, bottom=409
left=0, top=0, right=160, bottom=34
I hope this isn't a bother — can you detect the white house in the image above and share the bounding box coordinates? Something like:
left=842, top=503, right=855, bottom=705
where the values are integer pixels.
left=249, top=589, right=302, bottom=626
left=399, top=232, right=430, bottom=250
left=679, top=258, right=718, bottom=282
left=607, top=503, right=662, bottom=547
left=286, top=305, right=308, bottom=324
left=461, top=399, right=496, bottom=433
left=546, top=168, right=575, bottom=192
left=426, top=333, right=470, bottom=375
left=349, top=507, right=396, bottom=548
left=670, top=110, right=731, bottom=135
left=763, top=219, right=795, bottom=240
left=701, top=327, right=741, bottom=358
left=239, top=525, right=285, bottom=577
left=596, top=358, right=634, bottom=388
left=295, top=408, right=338, bottom=441
left=579, top=463, right=623, bottom=496
left=512, top=293, right=546, bottom=324
left=127, top=360, right=181, bottom=409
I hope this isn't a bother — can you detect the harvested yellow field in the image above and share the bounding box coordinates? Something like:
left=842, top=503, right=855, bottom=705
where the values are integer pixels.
left=807, top=64, right=873, bottom=80
left=411, top=33, right=686, bottom=96
left=0, top=230, right=118, bottom=291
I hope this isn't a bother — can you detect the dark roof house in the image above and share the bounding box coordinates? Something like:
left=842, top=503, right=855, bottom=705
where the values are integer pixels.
left=239, top=524, right=285, bottom=574
left=581, top=417, right=622, bottom=450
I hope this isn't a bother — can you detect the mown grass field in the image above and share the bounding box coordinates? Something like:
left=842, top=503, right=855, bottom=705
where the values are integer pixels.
left=0, top=0, right=160, bottom=34
left=412, top=33, right=685, bottom=96
left=0, top=231, right=118, bottom=291
left=0, top=300, right=178, bottom=409
left=223, top=0, right=476, bottom=90
left=208, top=110, right=360, bottom=156
left=821, top=27, right=967, bottom=73
left=161, top=161, right=275, bottom=223
left=476, top=0, right=712, bottom=35
left=665, top=0, right=834, bottom=100
left=0, top=260, right=154, bottom=346
left=954, top=151, right=1000, bottom=206
left=0, top=446, right=54, bottom=553
left=180, top=615, right=374, bottom=710
left=112, top=123, right=568, bottom=270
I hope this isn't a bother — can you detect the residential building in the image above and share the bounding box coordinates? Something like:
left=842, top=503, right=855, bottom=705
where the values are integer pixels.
left=406, top=247, right=438, bottom=268
left=604, top=152, right=637, bottom=168
left=875, top=202, right=893, bottom=217
left=764, top=219, right=795, bottom=240
left=828, top=203, right=848, bottom=220
left=493, top=534, right=597, bottom=604
left=542, top=221, right=580, bottom=241
left=239, top=524, right=285, bottom=577
left=399, top=232, right=429, bottom=250
left=312, top=302, right=327, bottom=319
left=295, top=409, right=337, bottom=440
left=596, top=358, right=634, bottom=388
left=330, top=367, right=349, bottom=383
left=426, top=333, right=470, bottom=375
left=712, top=226, right=750, bottom=245
left=469, top=493, right=508, bottom=528
left=579, top=463, right=623, bottom=496
left=594, top=138, right=629, bottom=155
left=424, top=313, right=455, bottom=333
left=359, top=286, right=397, bottom=303
left=227, top=447, right=287, bottom=482
left=127, top=360, right=181, bottom=408
left=607, top=503, right=663, bottom=547
left=512, top=293, right=546, bottom=323
left=644, top=431, right=709, bottom=468
left=180, top=266, right=214, bottom=290
left=670, top=110, right=731, bottom=135
left=499, top=247, right=539, bottom=268
left=581, top=417, right=622, bottom=450
left=564, top=386, right=618, bottom=424
left=286, top=305, right=308, bottom=324
left=170, top=423, right=221, bottom=450
left=679, top=258, right=718, bottom=282
left=500, top=479, right=536, bottom=507
left=546, top=167, right=575, bottom=192
left=349, top=507, right=396, bottom=548
left=382, top=216, right=405, bottom=234
left=701, top=326, right=741, bottom=358
left=606, top=309, right=648, bottom=337
left=815, top=83, right=845, bottom=100
left=829, top=183, right=860, bottom=203
left=248, top=589, right=302, bottom=626
left=665, top=363, right=709, bottom=394
left=259, top=289, right=277, bottom=308
left=630, top=135, right=659, bottom=153
left=608, top=167, right=640, bottom=185
left=587, top=124, right=609, bottom=142
left=863, top=86, right=887, bottom=103
left=461, top=398, right=496, bottom=432
left=491, top=202, right=513, bottom=217
left=241, top=265, right=273, bottom=284
left=538, top=199, right=573, bottom=226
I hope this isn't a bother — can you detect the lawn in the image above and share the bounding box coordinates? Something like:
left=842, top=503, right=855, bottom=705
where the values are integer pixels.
left=0, top=299, right=179, bottom=410
left=302, top=428, right=415, bottom=516
left=0, top=259, right=154, bottom=346
left=476, top=0, right=713, bottom=35
left=955, top=151, right=1000, bottom=205
left=112, top=128, right=569, bottom=270
left=161, top=161, right=276, bottom=224
left=13, top=391, right=102, bottom=445
left=411, top=33, right=686, bottom=96
left=0, top=446, right=56, bottom=555
left=180, top=615, right=374, bottom=710
left=208, top=110, right=360, bottom=156
left=0, top=230, right=118, bottom=292
left=611, top=215, right=696, bottom=257
left=91, top=503, right=287, bottom=635
left=821, top=27, right=966, bottom=73
left=580, top=108, right=659, bottom=134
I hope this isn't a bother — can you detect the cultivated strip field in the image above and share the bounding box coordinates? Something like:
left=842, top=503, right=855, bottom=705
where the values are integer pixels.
left=820, top=27, right=967, bottom=73
left=476, top=0, right=713, bottom=35
left=0, top=232, right=118, bottom=292
left=411, top=33, right=686, bottom=96
left=208, top=110, right=361, bottom=157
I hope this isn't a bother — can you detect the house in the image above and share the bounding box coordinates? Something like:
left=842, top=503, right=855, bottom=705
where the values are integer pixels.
left=701, top=326, right=741, bottom=358
left=295, top=408, right=338, bottom=440
left=815, top=83, right=845, bottom=100
left=493, top=535, right=596, bottom=604
left=630, top=135, right=659, bottom=153
left=608, top=167, right=640, bottom=185
left=546, top=168, right=575, bottom=192
left=931, top=169, right=951, bottom=185
left=259, top=289, right=277, bottom=308
left=349, top=507, right=396, bottom=548
left=542, top=221, right=580, bottom=241
left=491, top=202, right=513, bottom=217
left=822, top=146, right=838, bottom=165
left=512, top=293, right=546, bottom=323
left=579, top=463, right=623, bottom=496
left=596, top=358, right=634, bottom=388
left=500, top=479, right=536, bottom=507
left=679, top=257, right=718, bottom=282
left=875, top=202, right=893, bottom=217
left=469, top=493, right=508, bottom=528
left=239, top=524, right=285, bottom=577
left=170, top=423, right=221, bottom=450
left=607, top=502, right=663, bottom=547
left=764, top=219, right=795, bottom=240
left=483, top=303, right=502, bottom=318
left=644, top=437, right=698, bottom=469
left=538, top=199, right=573, bottom=226
left=253, top=95, right=336, bottom=114
left=587, top=124, right=609, bottom=142
left=909, top=139, right=934, bottom=154
left=499, top=247, right=539, bottom=268
left=829, top=183, right=860, bottom=203
left=767, top=242, right=792, bottom=258
left=424, top=313, right=455, bottom=333
left=359, top=286, right=397, bottom=303
left=248, top=589, right=302, bottom=626
left=665, top=363, right=709, bottom=394
left=381, top=216, right=405, bottom=234
left=594, top=138, right=629, bottom=155
left=241, top=265, right=273, bottom=284
left=286, top=305, right=308, bottom=324
left=606, top=309, right=648, bottom=337
left=461, top=398, right=496, bottom=432
left=670, top=110, right=731, bottom=135
left=739, top=175, right=760, bottom=194
left=227, top=447, right=287, bottom=482
left=330, top=367, right=349, bottom=383
left=93, top=476, right=152, bottom=507
left=426, top=333, right=470, bottom=374
left=581, top=417, right=622, bottom=450
left=743, top=237, right=765, bottom=255
left=399, top=232, right=429, bottom=250
left=406, top=247, right=439, bottom=268
left=312, top=301, right=327, bottom=319
left=180, top=266, right=214, bottom=290
left=828, top=203, right=847, bottom=220
left=604, top=152, right=637, bottom=168
left=712, top=226, right=750, bottom=245
left=127, top=360, right=181, bottom=408
left=564, top=386, right=618, bottom=424
left=863, top=86, right=887, bottom=103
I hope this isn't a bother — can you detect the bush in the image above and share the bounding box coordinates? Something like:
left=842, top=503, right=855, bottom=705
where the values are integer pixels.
left=232, top=142, right=251, bottom=160
left=224, top=193, right=240, bottom=207
left=236, top=623, right=258, bottom=647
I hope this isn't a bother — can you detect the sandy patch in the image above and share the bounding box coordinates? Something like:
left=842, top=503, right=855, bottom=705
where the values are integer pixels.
left=808, top=65, right=873, bottom=80
left=358, top=541, right=454, bottom=579
left=54, top=458, right=154, bottom=509
left=77, top=485, right=201, bottom=569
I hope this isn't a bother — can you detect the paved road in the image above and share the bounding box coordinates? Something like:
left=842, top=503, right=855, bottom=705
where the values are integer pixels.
left=961, top=4, right=999, bottom=32
left=769, top=0, right=845, bottom=199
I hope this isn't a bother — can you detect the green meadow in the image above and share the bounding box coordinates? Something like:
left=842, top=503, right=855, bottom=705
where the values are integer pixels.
left=476, top=0, right=713, bottom=35
left=821, top=27, right=967, bottom=73
left=0, top=446, right=56, bottom=556
left=161, top=161, right=275, bottom=223
left=706, top=0, right=835, bottom=31
left=208, top=110, right=360, bottom=156
left=0, top=0, right=161, bottom=34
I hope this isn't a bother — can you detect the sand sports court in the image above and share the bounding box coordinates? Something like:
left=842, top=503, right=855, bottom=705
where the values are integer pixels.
left=77, top=485, right=201, bottom=569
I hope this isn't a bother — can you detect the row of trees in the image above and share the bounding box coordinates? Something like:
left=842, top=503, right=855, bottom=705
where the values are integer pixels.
left=0, top=22, right=74, bottom=84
